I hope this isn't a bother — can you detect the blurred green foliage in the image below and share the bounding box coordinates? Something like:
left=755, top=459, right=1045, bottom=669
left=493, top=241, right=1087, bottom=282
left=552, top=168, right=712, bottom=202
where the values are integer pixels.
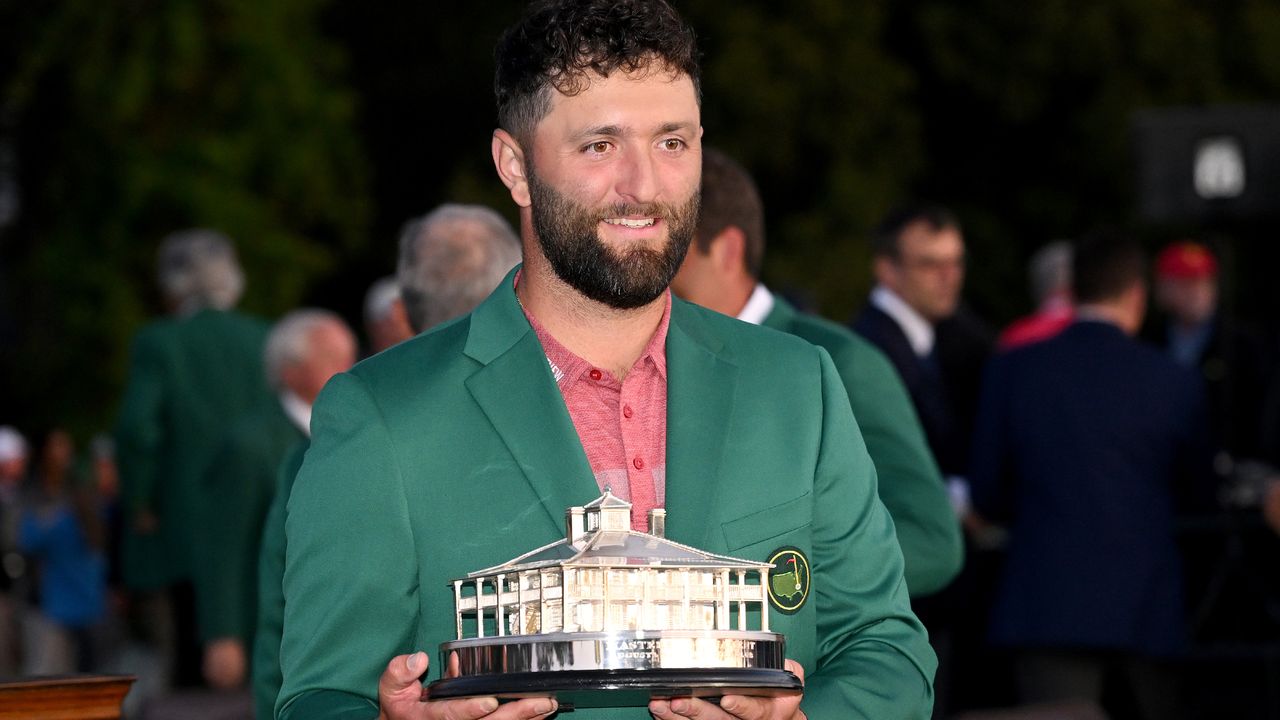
left=1, top=0, right=1279, bottom=439
left=1, top=0, right=369, bottom=438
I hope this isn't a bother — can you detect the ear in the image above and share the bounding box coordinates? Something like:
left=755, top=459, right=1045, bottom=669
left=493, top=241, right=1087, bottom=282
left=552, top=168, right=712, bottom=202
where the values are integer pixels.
left=492, top=129, right=531, bottom=208
left=710, top=226, right=748, bottom=275
left=872, top=255, right=896, bottom=287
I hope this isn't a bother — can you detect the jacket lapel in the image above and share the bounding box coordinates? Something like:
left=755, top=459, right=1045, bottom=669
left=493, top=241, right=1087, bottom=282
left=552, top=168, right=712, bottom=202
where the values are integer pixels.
left=463, top=268, right=599, bottom=533
left=664, top=301, right=739, bottom=551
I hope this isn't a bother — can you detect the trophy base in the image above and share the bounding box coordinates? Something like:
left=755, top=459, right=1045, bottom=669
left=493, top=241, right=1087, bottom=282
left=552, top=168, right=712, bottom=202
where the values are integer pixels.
left=424, top=667, right=803, bottom=709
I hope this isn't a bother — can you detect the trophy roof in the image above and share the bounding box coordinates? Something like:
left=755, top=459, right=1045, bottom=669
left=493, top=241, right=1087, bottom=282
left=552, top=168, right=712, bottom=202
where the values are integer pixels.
left=461, top=527, right=770, bottom=580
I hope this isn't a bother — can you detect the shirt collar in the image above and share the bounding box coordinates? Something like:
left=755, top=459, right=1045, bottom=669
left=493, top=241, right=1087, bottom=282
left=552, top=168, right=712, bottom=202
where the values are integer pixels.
left=871, top=285, right=935, bottom=357
left=279, top=391, right=312, bottom=437
left=735, top=283, right=775, bottom=326
left=520, top=286, right=672, bottom=386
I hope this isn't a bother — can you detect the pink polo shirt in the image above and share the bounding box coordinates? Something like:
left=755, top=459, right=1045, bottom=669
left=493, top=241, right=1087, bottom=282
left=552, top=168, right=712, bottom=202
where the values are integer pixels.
left=521, top=292, right=670, bottom=532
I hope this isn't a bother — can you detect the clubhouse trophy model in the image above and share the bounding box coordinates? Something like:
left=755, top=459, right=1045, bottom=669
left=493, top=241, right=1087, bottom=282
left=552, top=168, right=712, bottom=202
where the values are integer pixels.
left=425, top=490, right=803, bottom=708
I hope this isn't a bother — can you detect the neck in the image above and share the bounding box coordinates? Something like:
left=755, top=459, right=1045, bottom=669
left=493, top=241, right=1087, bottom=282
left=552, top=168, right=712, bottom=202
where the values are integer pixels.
left=722, top=277, right=756, bottom=318
left=517, top=253, right=667, bottom=380
left=1076, top=301, right=1136, bottom=335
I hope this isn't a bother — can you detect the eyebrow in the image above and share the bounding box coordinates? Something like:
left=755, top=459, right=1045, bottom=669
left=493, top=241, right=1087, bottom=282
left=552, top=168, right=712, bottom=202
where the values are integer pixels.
left=571, top=121, right=697, bottom=142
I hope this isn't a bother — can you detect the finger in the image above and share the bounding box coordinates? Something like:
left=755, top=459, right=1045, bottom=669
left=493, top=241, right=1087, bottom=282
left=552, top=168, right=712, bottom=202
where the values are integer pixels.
left=481, top=697, right=558, bottom=719
left=649, top=697, right=731, bottom=719
left=718, top=695, right=773, bottom=720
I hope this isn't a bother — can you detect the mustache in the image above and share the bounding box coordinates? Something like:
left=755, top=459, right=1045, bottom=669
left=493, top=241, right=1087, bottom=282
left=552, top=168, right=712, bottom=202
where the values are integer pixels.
left=595, top=202, right=679, bottom=220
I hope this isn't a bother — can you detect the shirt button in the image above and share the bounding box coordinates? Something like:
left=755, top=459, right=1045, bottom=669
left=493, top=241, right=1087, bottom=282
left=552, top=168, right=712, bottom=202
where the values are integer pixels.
left=633, top=457, right=645, bottom=470
left=589, top=369, right=603, bottom=381
left=623, top=405, right=633, bottom=419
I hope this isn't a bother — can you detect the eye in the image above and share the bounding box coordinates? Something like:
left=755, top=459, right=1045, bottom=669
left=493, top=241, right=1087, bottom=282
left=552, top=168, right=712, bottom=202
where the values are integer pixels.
left=660, top=138, right=685, bottom=152
left=584, top=141, right=612, bottom=155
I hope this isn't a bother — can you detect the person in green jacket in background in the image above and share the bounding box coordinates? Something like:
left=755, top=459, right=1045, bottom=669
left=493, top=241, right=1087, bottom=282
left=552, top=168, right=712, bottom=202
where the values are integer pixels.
left=115, top=229, right=272, bottom=686
left=197, top=309, right=356, bottom=693
left=670, top=147, right=964, bottom=599
left=252, top=204, right=520, bottom=719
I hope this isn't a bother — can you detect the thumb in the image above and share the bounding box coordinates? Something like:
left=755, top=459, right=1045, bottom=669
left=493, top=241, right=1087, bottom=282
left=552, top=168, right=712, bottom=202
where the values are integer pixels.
left=379, top=651, right=429, bottom=694
left=784, top=658, right=806, bottom=685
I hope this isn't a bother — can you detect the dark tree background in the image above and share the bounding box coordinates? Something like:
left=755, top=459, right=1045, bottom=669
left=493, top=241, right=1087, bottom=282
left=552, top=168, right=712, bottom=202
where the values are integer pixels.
left=2, top=0, right=1279, bottom=438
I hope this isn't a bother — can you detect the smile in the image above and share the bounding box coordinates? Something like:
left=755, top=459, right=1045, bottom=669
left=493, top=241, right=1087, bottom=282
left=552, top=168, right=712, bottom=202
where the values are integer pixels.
left=602, top=218, right=657, bottom=228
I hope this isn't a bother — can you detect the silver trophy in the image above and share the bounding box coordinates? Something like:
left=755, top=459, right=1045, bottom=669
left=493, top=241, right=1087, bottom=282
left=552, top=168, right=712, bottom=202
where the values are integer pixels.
left=425, top=491, right=802, bottom=709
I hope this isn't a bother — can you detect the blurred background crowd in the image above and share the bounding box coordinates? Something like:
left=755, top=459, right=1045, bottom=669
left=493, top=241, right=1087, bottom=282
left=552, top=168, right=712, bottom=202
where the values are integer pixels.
left=1, top=1, right=1280, bottom=719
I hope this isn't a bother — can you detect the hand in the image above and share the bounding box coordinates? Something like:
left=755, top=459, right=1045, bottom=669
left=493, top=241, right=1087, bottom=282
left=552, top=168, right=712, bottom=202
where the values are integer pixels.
left=378, top=651, right=558, bottom=720
left=203, top=638, right=246, bottom=689
left=649, top=659, right=806, bottom=720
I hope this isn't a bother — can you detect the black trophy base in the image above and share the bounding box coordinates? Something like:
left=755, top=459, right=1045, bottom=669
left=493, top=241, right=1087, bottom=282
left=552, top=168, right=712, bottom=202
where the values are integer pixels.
left=425, top=668, right=803, bottom=710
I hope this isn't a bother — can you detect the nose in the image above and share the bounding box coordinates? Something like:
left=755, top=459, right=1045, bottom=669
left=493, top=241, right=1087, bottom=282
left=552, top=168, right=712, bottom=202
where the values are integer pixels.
left=614, top=146, right=659, bottom=205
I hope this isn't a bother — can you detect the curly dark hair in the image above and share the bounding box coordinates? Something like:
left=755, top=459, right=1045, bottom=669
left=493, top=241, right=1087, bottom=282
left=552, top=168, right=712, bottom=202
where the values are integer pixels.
left=494, top=0, right=701, bottom=142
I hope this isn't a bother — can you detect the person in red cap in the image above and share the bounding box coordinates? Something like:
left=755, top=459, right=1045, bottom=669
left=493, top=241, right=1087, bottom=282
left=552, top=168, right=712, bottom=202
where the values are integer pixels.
left=1149, top=240, right=1268, bottom=461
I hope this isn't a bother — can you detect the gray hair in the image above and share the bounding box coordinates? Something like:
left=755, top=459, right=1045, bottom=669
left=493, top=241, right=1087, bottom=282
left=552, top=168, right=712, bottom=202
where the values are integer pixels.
left=264, top=309, right=345, bottom=390
left=0, top=426, right=27, bottom=462
left=1029, top=240, right=1073, bottom=303
left=396, top=204, right=521, bottom=333
left=156, top=228, right=246, bottom=313
left=363, top=276, right=401, bottom=324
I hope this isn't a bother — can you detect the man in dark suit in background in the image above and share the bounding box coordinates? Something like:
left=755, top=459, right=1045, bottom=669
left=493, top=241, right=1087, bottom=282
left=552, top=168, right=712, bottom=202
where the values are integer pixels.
left=851, top=205, right=993, bottom=484
left=1147, top=240, right=1269, bottom=463
left=851, top=204, right=995, bottom=715
left=969, top=230, right=1212, bottom=719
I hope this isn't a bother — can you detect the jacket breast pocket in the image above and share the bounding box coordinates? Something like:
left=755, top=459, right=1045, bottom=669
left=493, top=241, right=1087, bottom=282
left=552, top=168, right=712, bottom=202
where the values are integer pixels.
left=720, top=492, right=812, bottom=554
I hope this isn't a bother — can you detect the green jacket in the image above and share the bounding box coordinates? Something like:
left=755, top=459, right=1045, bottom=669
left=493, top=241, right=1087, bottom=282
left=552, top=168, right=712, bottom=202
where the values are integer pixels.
left=116, top=308, right=271, bottom=589
left=195, top=398, right=305, bottom=646
left=762, top=297, right=962, bottom=597
left=254, top=439, right=308, bottom=720
left=279, top=270, right=935, bottom=719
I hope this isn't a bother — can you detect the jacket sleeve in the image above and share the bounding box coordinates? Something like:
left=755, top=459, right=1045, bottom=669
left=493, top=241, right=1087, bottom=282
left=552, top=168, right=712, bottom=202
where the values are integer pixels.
left=803, top=349, right=936, bottom=718
left=195, top=424, right=275, bottom=644
left=115, top=329, right=166, bottom=518
left=278, top=372, right=417, bottom=720
left=841, top=341, right=962, bottom=597
left=254, top=441, right=307, bottom=720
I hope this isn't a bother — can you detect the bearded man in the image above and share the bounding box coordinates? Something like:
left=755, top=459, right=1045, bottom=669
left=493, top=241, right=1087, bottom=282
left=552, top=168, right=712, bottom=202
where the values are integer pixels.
left=276, top=1, right=934, bottom=718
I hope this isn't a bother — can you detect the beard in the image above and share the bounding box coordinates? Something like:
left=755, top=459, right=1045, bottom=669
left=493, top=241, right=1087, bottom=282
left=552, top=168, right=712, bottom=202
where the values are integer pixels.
left=528, top=169, right=699, bottom=310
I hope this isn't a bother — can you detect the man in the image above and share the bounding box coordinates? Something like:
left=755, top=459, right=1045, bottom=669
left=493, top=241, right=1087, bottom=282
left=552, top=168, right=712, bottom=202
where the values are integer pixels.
left=116, top=229, right=272, bottom=686
left=671, top=147, right=961, bottom=598
left=851, top=205, right=993, bottom=481
left=969, top=230, right=1211, bottom=718
left=396, top=204, right=523, bottom=333
left=197, top=309, right=356, bottom=691
left=364, top=277, right=414, bottom=355
left=278, top=2, right=933, bottom=719
left=997, top=240, right=1074, bottom=352
left=1148, top=240, right=1268, bottom=462
left=253, top=204, right=520, bottom=719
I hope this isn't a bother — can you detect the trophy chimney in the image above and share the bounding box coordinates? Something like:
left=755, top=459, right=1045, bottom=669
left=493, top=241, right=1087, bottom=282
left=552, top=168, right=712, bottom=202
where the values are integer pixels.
left=648, top=508, right=666, bottom=538
left=566, top=506, right=585, bottom=543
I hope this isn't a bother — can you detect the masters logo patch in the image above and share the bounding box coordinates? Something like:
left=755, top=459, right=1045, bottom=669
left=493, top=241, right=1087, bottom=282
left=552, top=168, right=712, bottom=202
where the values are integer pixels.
left=766, top=546, right=810, bottom=614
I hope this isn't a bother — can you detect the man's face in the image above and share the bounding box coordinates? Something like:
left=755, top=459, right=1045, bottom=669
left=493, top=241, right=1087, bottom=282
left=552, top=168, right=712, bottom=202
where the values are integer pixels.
left=286, top=322, right=357, bottom=404
left=878, top=220, right=965, bottom=322
left=523, top=69, right=702, bottom=309
left=1155, top=276, right=1217, bottom=327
